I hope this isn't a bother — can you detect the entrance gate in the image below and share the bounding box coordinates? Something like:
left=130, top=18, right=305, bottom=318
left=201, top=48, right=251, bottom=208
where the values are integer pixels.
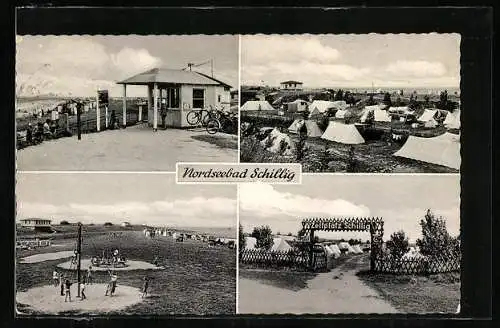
left=301, top=217, right=384, bottom=271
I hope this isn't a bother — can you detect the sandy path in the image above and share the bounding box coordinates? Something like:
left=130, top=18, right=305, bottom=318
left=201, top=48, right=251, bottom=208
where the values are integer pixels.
left=57, top=259, right=164, bottom=271
left=238, top=256, right=398, bottom=314
left=20, top=251, right=75, bottom=264
left=17, top=124, right=237, bottom=171
left=17, top=283, right=142, bottom=314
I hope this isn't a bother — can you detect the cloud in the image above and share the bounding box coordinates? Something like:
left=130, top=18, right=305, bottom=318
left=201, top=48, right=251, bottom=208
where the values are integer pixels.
left=16, top=36, right=162, bottom=96
left=242, top=35, right=341, bottom=66
left=110, top=47, right=163, bottom=77
left=385, top=60, right=447, bottom=78
left=17, top=197, right=236, bottom=228
left=239, top=183, right=370, bottom=219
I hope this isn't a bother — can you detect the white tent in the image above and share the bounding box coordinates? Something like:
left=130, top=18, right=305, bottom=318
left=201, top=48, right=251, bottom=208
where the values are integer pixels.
left=443, top=110, right=461, bottom=129
left=321, top=122, right=365, bottom=144
left=287, top=99, right=309, bottom=112
left=352, top=245, right=363, bottom=254
left=260, top=128, right=295, bottom=155
left=240, top=100, right=275, bottom=111
left=171, top=232, right=177, bottom=239
left=288, top=119, right=323, bottom=137
left=418, top=109, right=438, bottom=123
left=324, top=246, right=335, bottom=269
left=394, top=132, right=460, bottom=170
left=373, top=108, right=392, bottom=122
left=309, top=100, right=337, bottom=113
left=328, top=244, right=342, bottom=258
left=338, top=242, right=350, bottom=250
left=308, top=107, right=321, bottom=117
left=335, top=109, right=348, bottom=119
left=271, top=238, right=293, bottom=252
left=244, top=236, right=257, bottom=250
left=424, top=118, right=439, bottom=128
left=388, top=106, right=410, bottom=114
left=288, top=119, right=305, bottom=134
left=332, top=100, right=349, bottom=110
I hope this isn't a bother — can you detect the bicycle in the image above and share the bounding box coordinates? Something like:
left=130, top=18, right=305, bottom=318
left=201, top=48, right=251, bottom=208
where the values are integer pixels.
left=205, top=111, right=238, bottom=135
left=186, top=106, right=220, bottom=126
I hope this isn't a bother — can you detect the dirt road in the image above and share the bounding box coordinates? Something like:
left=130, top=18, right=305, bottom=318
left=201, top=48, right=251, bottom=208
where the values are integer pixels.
left=238, top=255, right=398, bottom=314
left=17, top=124, right=237, bottom=171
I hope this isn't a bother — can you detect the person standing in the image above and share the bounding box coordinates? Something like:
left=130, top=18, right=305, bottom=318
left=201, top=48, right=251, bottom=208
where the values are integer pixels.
left=80, top=280, right=87, bottom=300
left=59, top=274, right=65, bottom=296
left=26, top=123, right=33, bottom=145
left=87, top=266, right=93, bottom=285
left=52, top=270, right=59, bottom=287
left=161, top=100, right=168, bottom=130
left=141, top=277, right=149, bottom=298
left=64, top=278, right=72, bottom=302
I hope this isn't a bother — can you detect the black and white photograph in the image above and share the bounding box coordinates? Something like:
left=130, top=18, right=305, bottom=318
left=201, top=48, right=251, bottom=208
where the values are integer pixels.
left=15, top=35, right=239, bottom=171
left=238, top=175, right=460, bottom=314
left=15, top=173, right=237, bottom=315
left=239, top=34, right=461, bottom=173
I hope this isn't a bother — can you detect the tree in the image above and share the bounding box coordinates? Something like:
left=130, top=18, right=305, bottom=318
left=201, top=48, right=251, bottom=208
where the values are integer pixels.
left=59, top=220, right=70, bottom=225
left=251, top=225, right=274, bottom=250
left=239, top=223, right=246, bottom=251
left=301, top=108, right=310, bottom=120
left=346, top=146, right=358, bottom=173
left=287, top=232, right=293, bottom=236
left=295, top=133, right=308, bottom=161
left=383, top=92, right=392, bottom=106
left=335, top=89, right=344, bottom=101
left=103, top=222, right=113, bottom=227
left=416, top=209, right=456, bottom=257
left=386, top=230, right=410, bottom=258
left=439, top=90, right=449, bottom=109
left=367, top=94, right=376, bottom=106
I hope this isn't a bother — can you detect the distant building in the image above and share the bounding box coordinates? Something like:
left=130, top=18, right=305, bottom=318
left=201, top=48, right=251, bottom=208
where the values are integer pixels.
left=280, top=80, right=303, bottom=91
left=20, top=218, right=52, bottom=231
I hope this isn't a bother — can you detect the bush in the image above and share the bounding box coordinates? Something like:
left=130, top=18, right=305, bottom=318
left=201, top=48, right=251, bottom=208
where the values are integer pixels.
left=416, top=209, right=457, bottom=258
left=386, top=230, right=410, bottom=259
left=103, top=222, right=113, bottom=227
left=59, top=220, right=70, bottom=225
left=251, top=225, right=274, bottom=250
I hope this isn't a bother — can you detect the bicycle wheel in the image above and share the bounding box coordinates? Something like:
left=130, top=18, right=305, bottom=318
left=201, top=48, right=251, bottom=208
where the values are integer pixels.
left=186, top=110, right=200, bottom=125
left=206, top=118, right=221, bottom=134
left=201, top=110, right=212, bottom=126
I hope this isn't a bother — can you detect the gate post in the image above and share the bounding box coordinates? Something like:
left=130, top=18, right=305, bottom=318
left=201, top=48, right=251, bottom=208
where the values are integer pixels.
left=370, top=224, right=375, bottom=271
left=308, top=229, right=315, bottom=271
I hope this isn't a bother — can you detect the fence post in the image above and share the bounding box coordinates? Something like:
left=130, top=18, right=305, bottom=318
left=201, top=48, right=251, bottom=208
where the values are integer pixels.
left=105, top=105, right=109, bottom=129
left=138, top=105, right=142, bottom=122
left=308, top=230, right=315, bottom=271
left=370, top=224, right=375, bottom=271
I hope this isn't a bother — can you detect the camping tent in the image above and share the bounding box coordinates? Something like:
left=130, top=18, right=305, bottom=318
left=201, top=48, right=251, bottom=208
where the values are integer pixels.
left=244, top=236, right=257, bottom=250
left=373, top=108, right=392, bottom=122
left=418, top=109, right=438, bottom=123
left=321, top=122, right=365, bottom=144
left=309, top=100, right=337, bottom=114
left=260, top=127, right=295, bottom=155
left=335, top=109, right=348, bottom=119
left=332, top=100, right=349, bottom=110
left=443, top=110, right=461, bottom=129
left=288, top=119, right=323, bottom=137
left=308, top=107, right=321, bottom=118
left=287, top=99, right=309, bottom=112
left=352, top=245, right=363, bottom=254
left=328, top=244, right=342, bottom=258
left=388, top=106, right=410, bottom=114
left=271, top=238, right=293, bottom=252
left=240, top=100, right=275, bottom=111
left=288, top=119, right=306, bottom=134
left=394, top=132, right=460, bottom=170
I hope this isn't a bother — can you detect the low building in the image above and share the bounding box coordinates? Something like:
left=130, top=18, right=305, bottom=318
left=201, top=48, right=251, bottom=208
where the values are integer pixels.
left=20, top=218, right=52, bottom=231
left=280, top=80, right=303, bottom=91
left=117, top=68, right=232, bottom=129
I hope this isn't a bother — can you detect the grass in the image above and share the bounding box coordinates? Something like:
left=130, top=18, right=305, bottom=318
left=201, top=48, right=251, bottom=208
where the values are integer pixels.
left=191, top=134, right=238, bottom=150
left=16, top=230, right=236, bottom=315
left=239, top=268, right=317, bottom=292
left=356, top=270, right=460, bottom=313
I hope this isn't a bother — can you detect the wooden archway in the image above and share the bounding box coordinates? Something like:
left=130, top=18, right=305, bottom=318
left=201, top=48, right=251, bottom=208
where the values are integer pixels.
left=301, top=217, right=384, bottom=271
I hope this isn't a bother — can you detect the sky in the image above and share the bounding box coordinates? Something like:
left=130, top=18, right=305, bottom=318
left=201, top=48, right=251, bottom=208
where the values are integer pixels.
left=16, top=173, right=236, bottom=228
left=239, top=175, right=460, bottom=243
left=15, top=35, right=238, bottom=97
left=241, top=33, right=461, bottom=89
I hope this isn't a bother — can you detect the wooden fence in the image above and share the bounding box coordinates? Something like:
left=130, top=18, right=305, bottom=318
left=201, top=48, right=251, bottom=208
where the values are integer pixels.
left=373, top=252, right=460, bottom=275
left=239, top=249, right=327, bottom=271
